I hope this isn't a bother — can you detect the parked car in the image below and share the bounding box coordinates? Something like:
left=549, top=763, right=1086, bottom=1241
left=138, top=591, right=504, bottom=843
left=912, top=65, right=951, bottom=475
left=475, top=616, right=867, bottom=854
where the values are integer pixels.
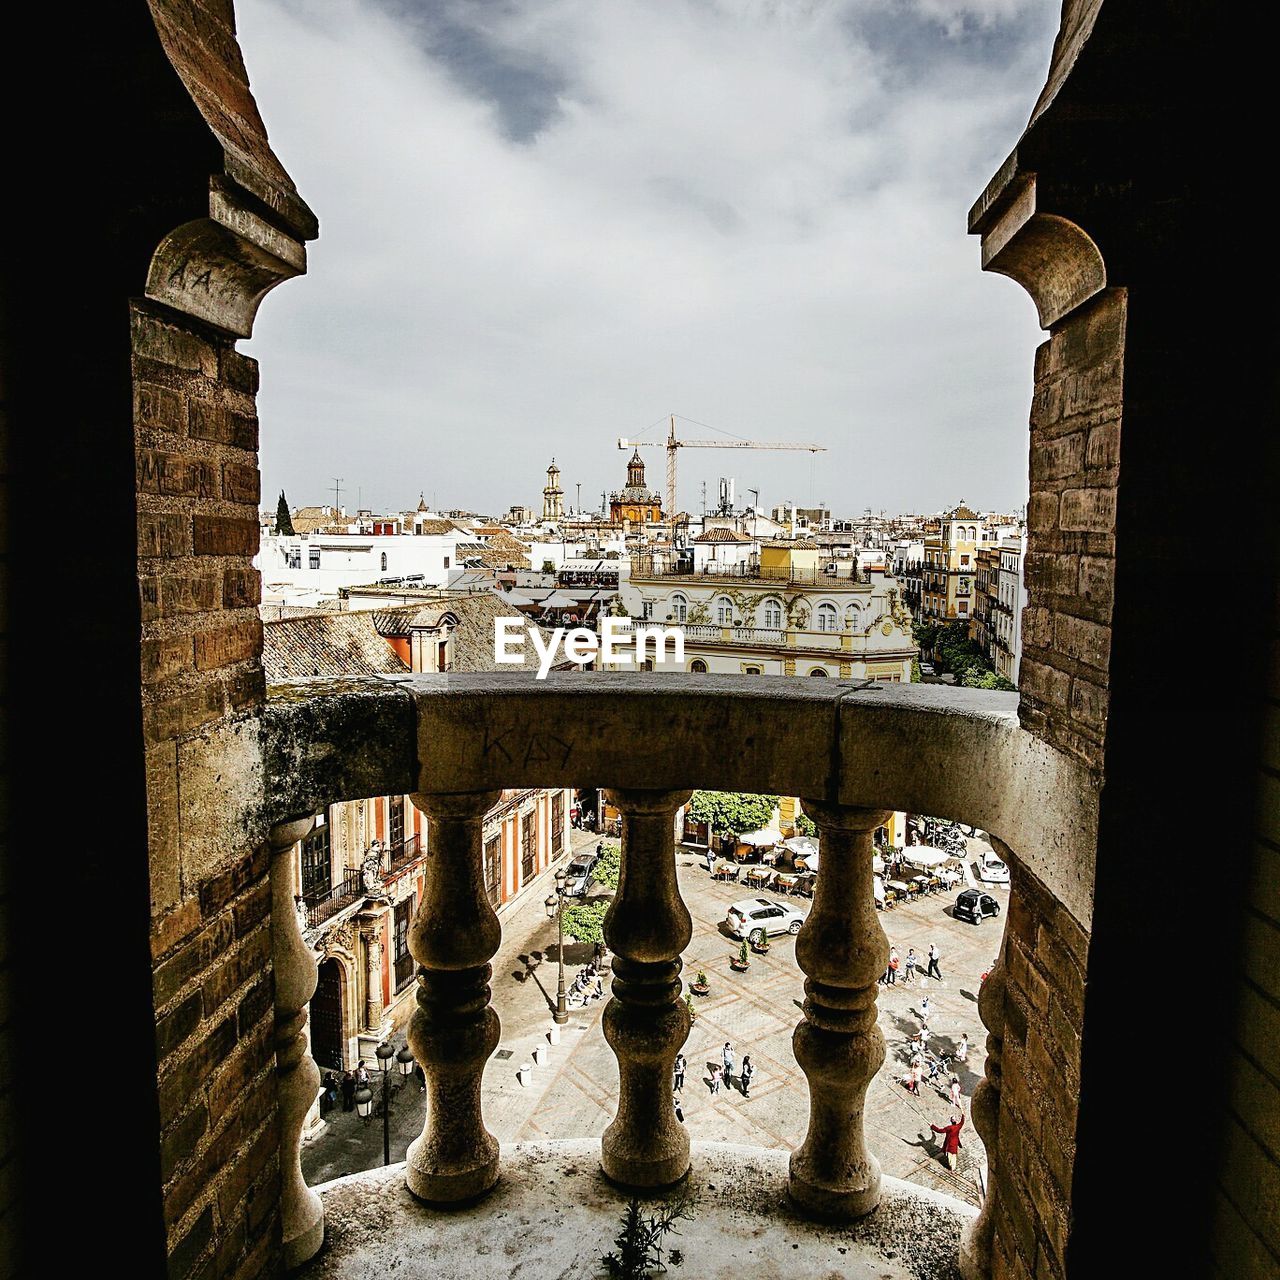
left=953, top=888, right=1002, bottom=925
left=920, top=661, right=936, bottom=675
left=562, top=851, right=598, bottom=897
left=725, top=897, right=806, bottom=943
left=977, top=849, right=1010, bottom=883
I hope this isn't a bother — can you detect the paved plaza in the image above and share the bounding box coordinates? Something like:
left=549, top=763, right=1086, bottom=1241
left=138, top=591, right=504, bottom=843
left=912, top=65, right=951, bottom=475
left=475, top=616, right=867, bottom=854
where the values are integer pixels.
left=304, top=830, right=1007, bottom=1207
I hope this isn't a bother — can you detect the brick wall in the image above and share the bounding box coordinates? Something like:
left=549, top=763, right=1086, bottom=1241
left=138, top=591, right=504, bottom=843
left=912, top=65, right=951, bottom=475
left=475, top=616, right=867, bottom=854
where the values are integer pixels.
left=990, top=867, right=1088, bottom=1280
left=135, top=300, right=280, bottom=1280
left=1019, top=289, right=1123, bottom=776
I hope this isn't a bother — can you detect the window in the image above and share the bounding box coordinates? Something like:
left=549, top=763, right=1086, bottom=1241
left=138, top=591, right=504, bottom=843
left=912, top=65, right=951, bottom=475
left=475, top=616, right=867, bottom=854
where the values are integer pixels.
left=483, top=834, right=502, bottom=908
left=641, top=601, right=654, bottom=620
left=690, top=659, right=708, bottom=673
left=815, top=603, right=838, bottom=632
left=958, top=600, right=968, bottom=613
left=388, top=795, right=404, bottom=852
left=551, top=792, right=564, bottom=855
left=380, top=552, right=388, bottom=572
left=394, top=895, right=415, bottom=991
left=671, top=593, right=688, bottom=623
left=744, top=665, right=762, bottom=675
left=443, top=556, right=450, bottom=569
left=521, top=810, right=536, bottom=883
left=300, top=821, right=331, bottom=898
left=960, top=554, right=970, bottom=566
left=763, top=598, right=783, bottom=629
left=716, top=596, right=734, bottom=625
left=308, top=547, right=320, bottom=570
left=809, top=667, right=829, bottom=676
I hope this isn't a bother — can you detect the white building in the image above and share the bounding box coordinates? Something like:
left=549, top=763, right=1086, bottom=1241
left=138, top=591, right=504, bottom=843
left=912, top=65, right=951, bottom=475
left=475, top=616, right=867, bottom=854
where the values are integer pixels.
left=257, top=530, right=463, bottom=610
left=993, top=533, right=1028, bottom=684
left=612, top=540, right=915, bottom=681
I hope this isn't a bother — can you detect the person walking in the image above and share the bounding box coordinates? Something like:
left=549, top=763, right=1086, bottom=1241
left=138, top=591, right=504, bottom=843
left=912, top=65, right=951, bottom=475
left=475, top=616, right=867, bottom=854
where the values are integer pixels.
left=955, top=1032, right=969, bottom=1064
left=341, top=1070, right=355, bottom=1112
left=906, top=1056, right=922, bottom=1096
left=740, top=1055, right=755, bottom=1098
left=709, top=1064, right=722, bottom=1095
left=722, top=1042, right=735, bottom=1087
left=949, top=1075, right=963, bottom=1109
left=674, top=1093, right=685, bottom=1124
left=673, top=1053, right=687, bottom=1093
left=705, top=846, right=716, bottom=874
left=355, top=1060, right=370, bottom=1089
left=926, top=942, right=943, bottom=981
left=931, top=1113, right=965, bottom=1170
left=887, top=946, right=899, bottom=985
left=919, top=994, right=932, bottom=1027
left=905, top=948, right=917, bottom=985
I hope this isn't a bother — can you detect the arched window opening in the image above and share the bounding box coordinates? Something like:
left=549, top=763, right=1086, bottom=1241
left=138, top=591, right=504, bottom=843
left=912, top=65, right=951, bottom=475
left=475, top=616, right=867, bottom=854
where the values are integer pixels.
left=816, top=603, right=838, bottom=632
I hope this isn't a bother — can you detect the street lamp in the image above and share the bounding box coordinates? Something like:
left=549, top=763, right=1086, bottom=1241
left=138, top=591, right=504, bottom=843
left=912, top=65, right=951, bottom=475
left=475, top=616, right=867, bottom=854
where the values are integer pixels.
left=544, top=868, right=569, bottom=1026
left=355, top=1040, right=415, bottom=1167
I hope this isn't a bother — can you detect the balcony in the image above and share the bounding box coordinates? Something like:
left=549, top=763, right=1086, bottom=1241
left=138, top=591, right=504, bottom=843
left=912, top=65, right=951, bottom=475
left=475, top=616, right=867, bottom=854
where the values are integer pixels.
left=262, top=672, right=1096, bottom=1276
left=302, top=868, right=364, bottom=929
left=633, top=557, right=860, bottom=586
left=383, top=832, right=422, bottom=876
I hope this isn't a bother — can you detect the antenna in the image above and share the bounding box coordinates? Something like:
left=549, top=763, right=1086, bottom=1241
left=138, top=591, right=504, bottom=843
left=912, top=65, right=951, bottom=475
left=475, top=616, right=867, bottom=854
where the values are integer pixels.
left=332, top=477, right=344, bottom=512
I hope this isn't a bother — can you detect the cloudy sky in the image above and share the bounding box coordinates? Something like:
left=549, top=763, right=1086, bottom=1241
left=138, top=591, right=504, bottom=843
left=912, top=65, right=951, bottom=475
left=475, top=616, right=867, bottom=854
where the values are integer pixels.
left=239, top=0, right=1057, bottom=520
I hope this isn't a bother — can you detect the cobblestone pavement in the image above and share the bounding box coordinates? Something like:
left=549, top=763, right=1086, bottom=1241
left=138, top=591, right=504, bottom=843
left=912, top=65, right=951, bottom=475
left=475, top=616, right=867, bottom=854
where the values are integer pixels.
left=303, top=831, right=1008, bottom=1207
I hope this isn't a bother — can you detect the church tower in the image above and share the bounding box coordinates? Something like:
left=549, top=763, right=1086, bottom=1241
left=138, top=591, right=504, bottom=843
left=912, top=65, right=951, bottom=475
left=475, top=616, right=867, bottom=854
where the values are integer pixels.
left=626, top=449, right=646, bottom=488
left=542, top=459, right=564, bottom=520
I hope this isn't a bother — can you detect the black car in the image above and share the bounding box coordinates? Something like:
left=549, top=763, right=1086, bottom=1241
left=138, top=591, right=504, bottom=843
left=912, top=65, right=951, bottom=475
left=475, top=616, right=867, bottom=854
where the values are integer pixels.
left=953, top=888, right=1001, bottom=925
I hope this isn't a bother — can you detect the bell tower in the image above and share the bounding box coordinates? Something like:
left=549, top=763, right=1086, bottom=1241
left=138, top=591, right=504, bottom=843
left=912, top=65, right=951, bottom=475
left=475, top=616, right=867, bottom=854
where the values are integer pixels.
left=626, top=449, right=646, bottom=488
left=542, top=459, right=564, bottom=520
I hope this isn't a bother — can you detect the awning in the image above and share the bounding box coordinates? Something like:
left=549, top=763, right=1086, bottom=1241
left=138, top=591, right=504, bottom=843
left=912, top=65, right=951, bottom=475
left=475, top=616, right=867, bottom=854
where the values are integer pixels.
left=782, top=836, right=819, bottom=858
left=902, top=845, right=952, bottom=868
left=739, top=824, right=783, bottom=847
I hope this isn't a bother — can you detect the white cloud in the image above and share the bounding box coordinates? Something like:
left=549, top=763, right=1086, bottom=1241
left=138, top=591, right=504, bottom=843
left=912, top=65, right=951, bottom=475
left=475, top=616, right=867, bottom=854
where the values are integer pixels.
left=240, top=0, right=1055, bottom=516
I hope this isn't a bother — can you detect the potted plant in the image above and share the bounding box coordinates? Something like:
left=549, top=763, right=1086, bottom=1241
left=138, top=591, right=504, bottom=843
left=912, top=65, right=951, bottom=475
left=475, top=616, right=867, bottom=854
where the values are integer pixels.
left=689, top=969, right=710, bottom=997
left=750, top=930, right=771, bottom=956
left=685, top=991, right=698, bottom=1023
left=730, top=940, right=751, bottom=972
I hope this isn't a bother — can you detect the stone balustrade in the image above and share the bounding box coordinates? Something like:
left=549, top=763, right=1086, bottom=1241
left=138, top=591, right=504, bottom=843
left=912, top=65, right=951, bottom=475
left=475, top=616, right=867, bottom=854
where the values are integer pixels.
left=261, top=671, right=1097, bottom=1270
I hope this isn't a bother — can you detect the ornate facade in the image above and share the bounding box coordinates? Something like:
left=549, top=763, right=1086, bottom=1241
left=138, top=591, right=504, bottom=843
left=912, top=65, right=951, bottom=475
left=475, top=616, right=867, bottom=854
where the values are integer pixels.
left=608, top=450, right=662, bottom=524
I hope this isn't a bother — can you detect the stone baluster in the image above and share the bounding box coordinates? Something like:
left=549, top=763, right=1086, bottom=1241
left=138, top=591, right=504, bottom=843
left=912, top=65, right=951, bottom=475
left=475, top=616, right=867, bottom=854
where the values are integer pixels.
left=960, top=921, right=1010, bottom=1280
left=789, top=800, right=891, bottom=1219
left=269, top=817, right=325, bottom=1268
left=600, top=788, right=693, bottom=1189
left=405, top=790, right=503, bottom=1203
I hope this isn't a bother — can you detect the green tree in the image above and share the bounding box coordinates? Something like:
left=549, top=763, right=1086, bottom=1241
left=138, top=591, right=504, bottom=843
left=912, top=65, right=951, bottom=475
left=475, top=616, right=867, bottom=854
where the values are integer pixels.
left=795, top=812, right=817, bottom=837
left=593, top=841, right=621, bottom=890
left=562, top=901, right=609, bottom=944
left=687, top=791, right=778, bottom=838
left=960, top=667, right=1018, bottom=691
left=911, top=657, right=922, bottom=683
left=274, top=490, right=295, bottom=536
left=912, top=620, right=939, bottom=652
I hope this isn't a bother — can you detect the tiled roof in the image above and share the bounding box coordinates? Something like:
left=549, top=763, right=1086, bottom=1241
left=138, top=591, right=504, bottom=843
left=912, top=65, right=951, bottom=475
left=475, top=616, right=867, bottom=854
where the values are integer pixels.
left=262, top=612, right=409, bottom=681
left=693, top=527, right=753, bottom=543
left=413, top=518, right=456, bottom=536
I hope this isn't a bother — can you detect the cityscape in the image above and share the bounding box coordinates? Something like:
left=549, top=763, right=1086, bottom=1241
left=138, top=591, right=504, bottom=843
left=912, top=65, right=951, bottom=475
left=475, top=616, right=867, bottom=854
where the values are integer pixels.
left=4, top=6, right=1266, bottom=1280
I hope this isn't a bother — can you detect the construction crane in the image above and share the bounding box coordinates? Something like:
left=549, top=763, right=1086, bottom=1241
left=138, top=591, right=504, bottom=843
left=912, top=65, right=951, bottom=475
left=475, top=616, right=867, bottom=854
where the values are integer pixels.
left=617, top=416, right=826, bottom=536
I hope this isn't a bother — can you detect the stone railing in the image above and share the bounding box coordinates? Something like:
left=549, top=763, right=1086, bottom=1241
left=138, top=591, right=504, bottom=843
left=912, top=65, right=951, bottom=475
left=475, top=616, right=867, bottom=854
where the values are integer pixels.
left=259, top=672, right=1097, bottom=1272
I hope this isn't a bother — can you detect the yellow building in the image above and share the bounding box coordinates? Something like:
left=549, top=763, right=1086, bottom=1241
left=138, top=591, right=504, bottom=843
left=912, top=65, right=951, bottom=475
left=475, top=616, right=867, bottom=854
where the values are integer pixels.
left=921, top=504, right=985, bottom=624
left=608, top=450, right=663, bottom=524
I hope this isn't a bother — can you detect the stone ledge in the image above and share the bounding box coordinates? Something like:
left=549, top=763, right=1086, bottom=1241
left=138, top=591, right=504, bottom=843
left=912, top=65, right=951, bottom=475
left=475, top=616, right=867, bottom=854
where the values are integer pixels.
left=303, top=1140, right=976, bottom=1280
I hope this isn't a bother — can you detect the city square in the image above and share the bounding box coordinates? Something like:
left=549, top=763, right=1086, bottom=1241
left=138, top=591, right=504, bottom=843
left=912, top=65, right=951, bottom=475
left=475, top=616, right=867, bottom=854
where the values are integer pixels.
left=303, top=829, right=1006, bottom=1208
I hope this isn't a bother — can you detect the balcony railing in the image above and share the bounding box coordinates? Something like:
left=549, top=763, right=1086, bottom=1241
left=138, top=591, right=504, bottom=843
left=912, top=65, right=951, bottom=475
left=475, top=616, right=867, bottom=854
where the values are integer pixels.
left=302, top=868, right=363, bottom=929
left=632, top=557, right=863, bottom=586
left=262, top=672, right=1096, bottom=1275
left=383, top=832, right=421, bottom=875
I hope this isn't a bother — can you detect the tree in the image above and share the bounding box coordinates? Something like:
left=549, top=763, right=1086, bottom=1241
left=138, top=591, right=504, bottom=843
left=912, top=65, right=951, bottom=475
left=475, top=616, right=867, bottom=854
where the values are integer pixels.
left=912, top=620, right=938, bottom=653
left=593, top=841, right=621, bottom=890
left=562, top=901, right=609, bottom=944
left=795, top=812, right=817, bottom=837
left=911, top=657, right=922, bottom=683
left=960, top=667, right=1017, bottom=691
left=274, top=490, right=295, bottom=536
left=686, top=791, right=778, bottom=838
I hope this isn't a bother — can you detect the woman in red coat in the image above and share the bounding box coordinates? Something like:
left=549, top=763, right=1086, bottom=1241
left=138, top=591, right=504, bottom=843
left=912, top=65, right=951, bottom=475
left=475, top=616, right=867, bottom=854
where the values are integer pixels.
left=931, top=1112, right=965, bottom=1170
